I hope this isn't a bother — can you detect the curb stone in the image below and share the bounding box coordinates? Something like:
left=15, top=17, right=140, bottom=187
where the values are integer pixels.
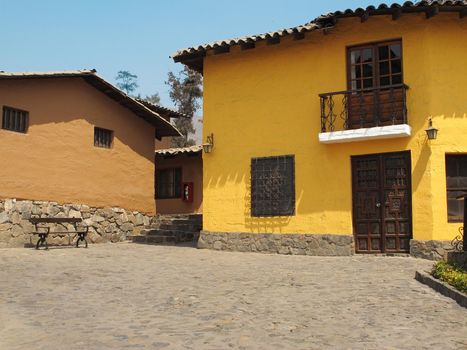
left=415, top=270, right=467, bottom=308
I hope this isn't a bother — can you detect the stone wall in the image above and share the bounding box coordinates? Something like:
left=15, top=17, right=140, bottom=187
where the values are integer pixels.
left=0, top=198, right=152, bottom=248
left=410, top=239, right=455, bottom=260
left=198, top=231, right=354, bottom=256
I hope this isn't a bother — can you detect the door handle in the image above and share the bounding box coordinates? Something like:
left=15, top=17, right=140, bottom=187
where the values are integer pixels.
left=376, top=202, right=381, bottom=208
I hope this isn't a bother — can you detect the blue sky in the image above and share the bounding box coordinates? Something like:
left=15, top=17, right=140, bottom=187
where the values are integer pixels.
left=0, top=0, right=402, bottom=108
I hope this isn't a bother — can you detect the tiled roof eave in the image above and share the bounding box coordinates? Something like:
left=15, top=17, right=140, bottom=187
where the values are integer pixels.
left=155, top=145, right=203, bottom=156
left=172, top=1, right=467, bottom=72
left=0, top=70, right=182, bottom=138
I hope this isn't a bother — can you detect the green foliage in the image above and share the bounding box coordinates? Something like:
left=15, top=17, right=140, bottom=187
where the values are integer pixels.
left=431, top=261, right=467, bottom=294
left=143, top=93, right=161, bottom=105
left=166, top=66, right=203, bottom=147
left=116, top=70, right=139, bottom=95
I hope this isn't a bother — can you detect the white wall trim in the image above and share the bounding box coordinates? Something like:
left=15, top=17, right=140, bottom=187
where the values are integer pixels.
left=318, top=124, right=411, bottom=144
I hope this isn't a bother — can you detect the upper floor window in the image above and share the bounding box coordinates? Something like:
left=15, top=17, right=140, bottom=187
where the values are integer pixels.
left=2, top=106, right=28, bottom=133
left=251, top=155, right=295, bottom=217
left=348, top=40, right=402, bottom=90
left=94, top=127, right=113, bottom=148
left=446, top=155, right=467, bottom=222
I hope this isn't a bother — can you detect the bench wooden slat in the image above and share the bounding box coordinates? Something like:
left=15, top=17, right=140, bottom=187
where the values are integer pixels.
left=32, top=231, right=86, bottom=235
left=30, top=218, right=82, bottom=224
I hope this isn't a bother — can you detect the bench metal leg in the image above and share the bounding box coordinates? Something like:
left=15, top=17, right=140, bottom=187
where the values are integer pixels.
left=36, top=233, right=48, bottom=250
left=76, top=232, right=88, bottom=248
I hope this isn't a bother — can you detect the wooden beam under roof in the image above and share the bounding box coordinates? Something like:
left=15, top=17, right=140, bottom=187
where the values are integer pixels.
left=391, top=8, right=402, bottom=20
left=266, top=36, right=280, bottom=45
left=240, top=41, right=255, bottom=50
left=360, top=11, right=370, bottom=22
left=293, top=31, right=305, bottom=40
left=460, top=8, right=467, bottom=19
left=213, top=45, right=229, bottom=55
left=425, top=5, right=439, bottom=19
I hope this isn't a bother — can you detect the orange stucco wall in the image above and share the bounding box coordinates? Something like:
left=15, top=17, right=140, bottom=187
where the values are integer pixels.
left=155, top=137, right=172, bottom=150
left=155, top=153, right=202, bottom=214
left=0, top=78, right=156, bottom=214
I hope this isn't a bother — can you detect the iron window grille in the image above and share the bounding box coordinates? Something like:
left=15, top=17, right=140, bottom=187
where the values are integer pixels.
left=156, top=168, right=182, bottom=199
left=2, top=106, right=28, bottom=133
left=446, top=154, right=467, bottom=222
left=94, top=127, right=113, bottom=148
left=251, top=155, right=295, bottom=217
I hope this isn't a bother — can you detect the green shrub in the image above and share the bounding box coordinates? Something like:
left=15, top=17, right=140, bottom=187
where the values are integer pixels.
left=431, top=261, right=467, bottom=294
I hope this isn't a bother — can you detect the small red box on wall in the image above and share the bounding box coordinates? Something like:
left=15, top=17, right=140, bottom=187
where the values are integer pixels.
left=182, top=182, right=194, bottom=202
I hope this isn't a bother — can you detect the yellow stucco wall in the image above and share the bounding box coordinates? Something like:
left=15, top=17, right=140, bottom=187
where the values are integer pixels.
left=202, top=13, right=467, bottom=241
left=0, top=78, right=156, bottom=214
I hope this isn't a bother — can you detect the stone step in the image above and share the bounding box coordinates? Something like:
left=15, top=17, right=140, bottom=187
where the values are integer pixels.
left=132, top=214, right=201, bottom=246
left=131, top=233, right=197, bottom=245
left=154, top=214, right=202, bottom=222
left=143, top=229, right=195, bottom=240
left=157, top=223, right=201, bottom=232
left=131, top=235, right=176, bottom=245
left=153, top=218, right=201, bottom=226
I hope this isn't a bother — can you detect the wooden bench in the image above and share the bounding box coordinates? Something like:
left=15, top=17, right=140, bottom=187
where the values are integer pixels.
left=30, top=217, right=89, bottom=250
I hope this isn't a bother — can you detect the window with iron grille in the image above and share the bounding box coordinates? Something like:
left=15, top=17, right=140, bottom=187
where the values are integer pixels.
left=2, top=106, right=29, bottom=133
left=94, top=127, right=113, bottom=148
left=156, top=168, right=182, bottom=199
left=251, top=155, right=295, bottom=217
left=446, top=155, right=467, bottom=222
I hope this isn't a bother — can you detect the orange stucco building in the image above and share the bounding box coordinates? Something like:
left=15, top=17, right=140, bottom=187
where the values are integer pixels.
left=0, top=70, right=180, bottom=214
left=155, top=146, right=203, bottom=214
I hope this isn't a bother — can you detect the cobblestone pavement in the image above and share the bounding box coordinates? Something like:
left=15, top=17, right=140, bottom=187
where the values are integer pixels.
left=0, top=243, right=466, bottom=350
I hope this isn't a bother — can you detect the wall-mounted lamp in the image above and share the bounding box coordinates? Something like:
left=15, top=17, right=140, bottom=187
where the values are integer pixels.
left=425, top=118, right=438, bottom=140
left=202, top=133, right=214, bottom=153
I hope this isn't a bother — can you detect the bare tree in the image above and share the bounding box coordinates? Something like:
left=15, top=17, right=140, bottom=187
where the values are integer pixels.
left=166, top=66, right=202, bottom=147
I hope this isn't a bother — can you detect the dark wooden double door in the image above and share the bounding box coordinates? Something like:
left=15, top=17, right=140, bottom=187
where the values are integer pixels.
left=352, top=151, right=412, bottom=253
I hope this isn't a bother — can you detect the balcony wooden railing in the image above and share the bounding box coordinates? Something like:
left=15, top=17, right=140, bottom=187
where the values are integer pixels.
left=319, top=84, right=409, bottom=133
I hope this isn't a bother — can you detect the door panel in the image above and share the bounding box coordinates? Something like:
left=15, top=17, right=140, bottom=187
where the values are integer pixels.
left=352, top=155, right=383, bottom=253
left=381, top=154, right=412, bottom=253
left=352, top=152, right=412, bottom=253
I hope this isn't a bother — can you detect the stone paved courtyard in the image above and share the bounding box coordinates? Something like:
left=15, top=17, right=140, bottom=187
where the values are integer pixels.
left=0, top=243, right=466, bottom=350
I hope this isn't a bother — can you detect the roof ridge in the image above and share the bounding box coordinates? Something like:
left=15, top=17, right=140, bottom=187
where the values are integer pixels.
left=0, top=69, right=182, bottom=138
left=135, top=98, right=189, bottom=119
left=0, top=69, right=96, bottom=76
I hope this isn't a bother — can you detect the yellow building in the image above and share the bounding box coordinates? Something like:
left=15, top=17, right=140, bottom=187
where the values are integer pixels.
left=173, top=1, right=467, bottom=259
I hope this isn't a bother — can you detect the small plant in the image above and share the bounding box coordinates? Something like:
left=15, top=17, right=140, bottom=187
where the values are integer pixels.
left=431, top=261, right=467, bottom=294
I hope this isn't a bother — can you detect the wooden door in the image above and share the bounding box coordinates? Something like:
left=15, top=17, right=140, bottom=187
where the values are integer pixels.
left=352, top=152, right=412, bottom=253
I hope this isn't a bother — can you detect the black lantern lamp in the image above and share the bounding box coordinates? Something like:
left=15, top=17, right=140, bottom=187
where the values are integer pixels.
left=202, top=133, right=214, bottom=153
left=425, top=118, right=438, bottom=140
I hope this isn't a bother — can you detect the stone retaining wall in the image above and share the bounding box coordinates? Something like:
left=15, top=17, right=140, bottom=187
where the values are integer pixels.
left=198, top=231, right=354, bottom=256
left=410, top=239, right=454, bottom=260
left=0, top=198, right=152, bottom=248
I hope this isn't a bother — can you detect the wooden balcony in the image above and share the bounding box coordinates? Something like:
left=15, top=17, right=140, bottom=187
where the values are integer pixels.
left=318, top=84, right=410, bottom=144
